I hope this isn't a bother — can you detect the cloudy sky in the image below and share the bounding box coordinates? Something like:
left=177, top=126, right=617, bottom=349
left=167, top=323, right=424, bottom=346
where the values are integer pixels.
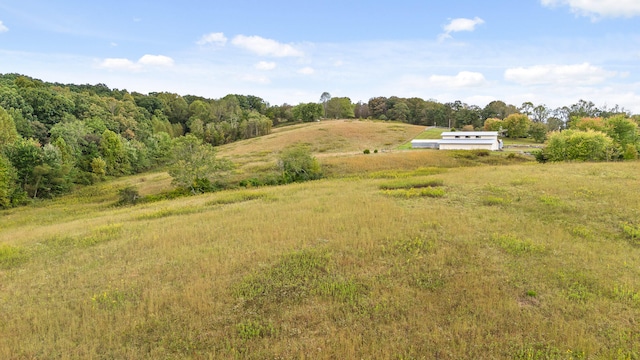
left=1, top=0, right=639, bottom=112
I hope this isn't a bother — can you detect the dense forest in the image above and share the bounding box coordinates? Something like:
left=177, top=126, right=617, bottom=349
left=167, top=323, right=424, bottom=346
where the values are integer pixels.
left=0, top=73, right=638, bottom=208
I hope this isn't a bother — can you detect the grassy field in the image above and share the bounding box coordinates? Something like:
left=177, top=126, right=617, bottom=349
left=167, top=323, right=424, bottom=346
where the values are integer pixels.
left=1, top=121, right=639, bottom=359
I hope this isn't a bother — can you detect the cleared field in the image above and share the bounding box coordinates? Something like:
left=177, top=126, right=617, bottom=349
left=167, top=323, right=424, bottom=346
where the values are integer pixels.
left=1, top=121, right=639, bottom=359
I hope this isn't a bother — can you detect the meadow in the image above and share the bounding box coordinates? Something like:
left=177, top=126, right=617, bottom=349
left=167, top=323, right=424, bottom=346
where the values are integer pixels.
left=0, top=120, right=639, bottom=359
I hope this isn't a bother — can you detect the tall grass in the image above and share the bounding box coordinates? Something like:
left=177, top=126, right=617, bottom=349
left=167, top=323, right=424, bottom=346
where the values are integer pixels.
left=1, top=129, right=639, bottom=358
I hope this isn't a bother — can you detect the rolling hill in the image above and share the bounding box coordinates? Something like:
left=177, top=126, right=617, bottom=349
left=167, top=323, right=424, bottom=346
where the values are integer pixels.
left=1, top=120, right=639, bottom=359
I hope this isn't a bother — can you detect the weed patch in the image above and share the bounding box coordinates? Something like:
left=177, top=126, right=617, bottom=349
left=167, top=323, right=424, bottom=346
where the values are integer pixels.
left=234, top=250, right=330, bottom=307
left=620, top=222, right=640, bottom=245
left=492, top=234, right=545, bottom=255
left=236, top=320, right=276, bottom=340
left=382, top=187, right=445, bottom=198
left=539, top=195, right=563, bottom=206
left=394, top=236, right=434, bottom=256
left=91, top=281, right=139, bottom=310
left=411, top=271, right=446, bottom=291
left=557, top=271, right=597, bottom=303
left=315, top=278, right=366, bottom=305
left=483, top=196, right=509, bottom=206
left=0, top=244, right=28, bottom=268
left=611, top=284, right=640, bottom=306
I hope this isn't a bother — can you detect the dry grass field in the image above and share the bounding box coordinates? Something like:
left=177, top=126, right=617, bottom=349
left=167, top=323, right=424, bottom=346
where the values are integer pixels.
left=1, top=120, right=639, bottom=359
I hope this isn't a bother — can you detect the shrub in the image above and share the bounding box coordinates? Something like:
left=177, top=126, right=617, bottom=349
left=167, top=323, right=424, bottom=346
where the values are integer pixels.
left=543, top=129, right=618, bottom=162
left=363, top=149, right=370, bottom=154
left=278, top=144, right=322, bottom=183
left=374, top=149, right=378, bottom=153
left=623, top=144, right=638, bottom=160
left=117, top=186, right=140, bottom=206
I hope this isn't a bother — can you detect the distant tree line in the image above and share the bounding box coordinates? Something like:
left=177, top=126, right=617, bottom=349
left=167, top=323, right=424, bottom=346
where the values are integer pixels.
left=1, top=73, right=639, bottom=208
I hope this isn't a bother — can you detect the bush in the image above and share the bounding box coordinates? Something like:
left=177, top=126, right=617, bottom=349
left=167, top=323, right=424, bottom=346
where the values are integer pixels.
left=278, top=144, right=322, bottom=183
left=363, top=149, right=370, bottom=154
left=623, top=144, right=638, bottom=160
left=117, top=186, right=140, bottom=206
left=543, top=130, right=618, bottom=162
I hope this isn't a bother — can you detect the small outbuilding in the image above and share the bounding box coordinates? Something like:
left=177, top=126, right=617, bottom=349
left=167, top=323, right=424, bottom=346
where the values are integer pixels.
left=439, top=131, right=501, bottom=151
left=411, top=131, right=502, bottom=151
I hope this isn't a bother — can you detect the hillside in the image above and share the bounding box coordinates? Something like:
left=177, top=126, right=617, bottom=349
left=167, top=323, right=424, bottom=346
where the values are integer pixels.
left=1, top=121, right=639, bottom=359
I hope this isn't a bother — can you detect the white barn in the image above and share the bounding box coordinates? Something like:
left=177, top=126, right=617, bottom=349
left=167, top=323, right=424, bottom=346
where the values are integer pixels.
left=411, top=131, right=502, bottom=151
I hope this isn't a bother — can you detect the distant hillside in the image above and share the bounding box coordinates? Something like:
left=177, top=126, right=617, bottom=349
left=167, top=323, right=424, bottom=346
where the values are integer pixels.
left=217, top=119, right=426, bottom=171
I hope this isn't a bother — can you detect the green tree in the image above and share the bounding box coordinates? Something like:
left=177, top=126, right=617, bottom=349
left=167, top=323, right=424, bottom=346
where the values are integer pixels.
left=277, top=144, right=322, bottom=183
left=387, top=101, right=411, bottom=122
left=0, top=105, right=19, bottom=149
left=292, top=103, right=323, bottom=122
left=0, top=154, right=19, bottom=208
left=91, top=157, right=107, bottom=178
left=320, top=92, right=331, bottom=117
left=368, top=97, right=388, bottom=119
left=4, top=137, right=42, bottom=194
left=483, top=118, right=503, bottom=132
left=528, top=122, right=548, bottom=143
left=605, top=115, right=638, bottom=149
left=325, top=97, right=354, bottom=119
left=503, top=114, right=531, bottom=138
left=30, top=144, right=72, bottom=198
left=100, top=130, right=130, bottom=176
left=168, top=135, right=233, bottom=193
left=483, top=100, right=518, bottom=120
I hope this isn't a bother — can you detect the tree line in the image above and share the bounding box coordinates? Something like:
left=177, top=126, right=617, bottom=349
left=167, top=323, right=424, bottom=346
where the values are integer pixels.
left=1, top=73, right=639, bottom=208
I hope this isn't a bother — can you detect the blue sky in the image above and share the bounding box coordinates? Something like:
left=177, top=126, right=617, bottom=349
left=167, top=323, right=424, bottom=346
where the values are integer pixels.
left=1, top=0, right=639, bottom=112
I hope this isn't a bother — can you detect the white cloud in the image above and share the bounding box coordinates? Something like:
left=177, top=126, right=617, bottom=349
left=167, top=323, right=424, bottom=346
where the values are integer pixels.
left=138, top=54, right=174, bottom=67
left=504, top=63, right=617, bottom=86
left=99, top=58, right=139, bottom=71
left=297, top=67, right=315, bottom=75
left=99, top=54, right=174, bottom=71
left=0, top=21, right=8, bottom=33
left=439, top=17, right=484, bottom=41
left=255, top=61, right=276, bottom=70
left=541, top=0, right=640, bottom=18
left=197, top=32, right=227, bottom=46
left=231, top=35, right=304, bottom=57
left=429, top=71, right=487, bottom=88
left=241, top=74, right=270, bottom=84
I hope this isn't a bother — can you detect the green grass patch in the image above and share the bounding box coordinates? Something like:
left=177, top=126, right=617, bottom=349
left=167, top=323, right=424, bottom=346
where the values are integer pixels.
left=236, top=320, right=276, bottom=340
left=379, top=178, right=444, bottom=190
left=539, top=195, right=563, bottom=206
left=382, top=187, right=446, bottom=198
left=136, top=207, right=203, bottom=220
left=620, top=222, right=640, bottom=245
left=368, top=167, right=447, bottom=179
left=412, top=128, right=447, bottom=140
left=234, top=250, right=331, bottom=306
left=611, top=284, right=640, bottom=306
left=0, top=244, right=28, bottom=268
left=492, top=234, right=545, bottom=255
left=206, top=191, right=269, bottom=206
left=393, top=236, right=434, bottom=255
left=482, top=196, right=510, bottom=206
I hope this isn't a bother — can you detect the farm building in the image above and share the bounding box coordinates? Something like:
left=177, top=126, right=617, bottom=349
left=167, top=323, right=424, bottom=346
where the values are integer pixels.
left=411, top=131, right=502, bottom=151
